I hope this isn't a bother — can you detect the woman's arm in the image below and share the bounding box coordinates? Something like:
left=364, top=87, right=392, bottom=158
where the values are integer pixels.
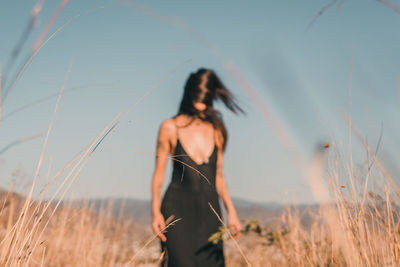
left=151, top=119, right=175, bottom=242
left=215, top=131, right=242, bottom=239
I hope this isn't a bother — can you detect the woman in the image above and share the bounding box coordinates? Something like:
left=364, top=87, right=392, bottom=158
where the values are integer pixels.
left=151, top=68, right=244, bottom=267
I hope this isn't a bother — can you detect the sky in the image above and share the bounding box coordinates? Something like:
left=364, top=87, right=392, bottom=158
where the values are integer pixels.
left=0, top=0, right=399, bottom=204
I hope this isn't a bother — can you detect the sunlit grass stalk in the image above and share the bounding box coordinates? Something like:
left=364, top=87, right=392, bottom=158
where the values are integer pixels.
left=208, top=202, right=252, bottom=267
left=1, top=62, right=68, bottom=266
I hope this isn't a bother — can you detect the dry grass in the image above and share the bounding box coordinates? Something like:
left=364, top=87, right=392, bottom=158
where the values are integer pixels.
left=221, top=141, right=400, bottom=267
left=0, top=134, right=399, bottom=267
left=0, top=191, right=157, bottom=266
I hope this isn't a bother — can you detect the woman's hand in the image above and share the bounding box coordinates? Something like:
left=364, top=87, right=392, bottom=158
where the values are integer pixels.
left=228, top=212, right=242, bottom=240
left=152, top=212, right=167, bottom=242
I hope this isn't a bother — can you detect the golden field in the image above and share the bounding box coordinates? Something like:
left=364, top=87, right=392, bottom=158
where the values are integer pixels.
left=0, top=140, right=399, bottom=267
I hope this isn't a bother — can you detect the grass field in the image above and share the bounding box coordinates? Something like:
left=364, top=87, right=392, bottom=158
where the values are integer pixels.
left=0, top=138, right=398, bottom=266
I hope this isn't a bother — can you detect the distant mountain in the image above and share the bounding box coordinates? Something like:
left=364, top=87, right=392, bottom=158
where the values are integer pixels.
left=66, top=197, right=152, bottom=224
left=68, top=196, right=289, bottom=226
left=0, top=187, right=317, bottom=228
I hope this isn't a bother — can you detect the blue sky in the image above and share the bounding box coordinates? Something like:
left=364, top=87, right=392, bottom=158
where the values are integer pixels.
left=0, top=0, right=399, bottom=203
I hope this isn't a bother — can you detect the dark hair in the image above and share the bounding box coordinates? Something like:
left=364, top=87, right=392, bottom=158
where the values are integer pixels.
left=176, top=68, right=244, bottom=151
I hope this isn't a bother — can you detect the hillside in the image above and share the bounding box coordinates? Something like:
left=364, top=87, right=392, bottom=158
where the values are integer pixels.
left=68, top=196, right=311, bottom=227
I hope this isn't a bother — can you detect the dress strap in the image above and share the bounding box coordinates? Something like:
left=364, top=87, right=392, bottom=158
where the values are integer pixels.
left=173, top=117, right=180, bottom=142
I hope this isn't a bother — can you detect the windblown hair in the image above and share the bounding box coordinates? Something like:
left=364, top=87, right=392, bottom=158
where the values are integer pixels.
left=176, top=68, right=244, bottom=151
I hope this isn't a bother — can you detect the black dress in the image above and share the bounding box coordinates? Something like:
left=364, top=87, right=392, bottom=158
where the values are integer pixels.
left=160, top=136, right=225, bottom=267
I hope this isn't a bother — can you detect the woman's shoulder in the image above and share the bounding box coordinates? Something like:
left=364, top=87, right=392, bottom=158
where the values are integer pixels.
left=171, top=114, right=192, bottom=127
left=158, top=115, right=190, bottom=135
left=159, top=118, right=176, bottom=134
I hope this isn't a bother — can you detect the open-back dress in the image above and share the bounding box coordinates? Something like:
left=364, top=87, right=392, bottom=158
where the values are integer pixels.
left=160, top=123, right=225, bottom=267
